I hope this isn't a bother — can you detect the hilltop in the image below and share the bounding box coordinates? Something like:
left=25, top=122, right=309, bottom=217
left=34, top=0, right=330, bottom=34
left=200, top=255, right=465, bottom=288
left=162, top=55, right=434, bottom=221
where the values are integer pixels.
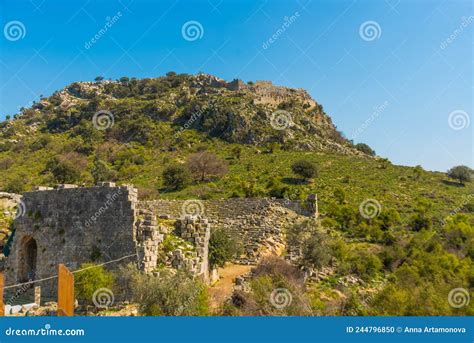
left=2, top=73, right=366, bottom=154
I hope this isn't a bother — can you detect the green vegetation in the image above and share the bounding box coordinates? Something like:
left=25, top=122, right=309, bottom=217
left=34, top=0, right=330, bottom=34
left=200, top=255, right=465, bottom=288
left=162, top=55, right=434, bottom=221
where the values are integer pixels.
left=115, top=264, right=209, bottom=316
left=224, top=257, right=312, bottom=316
left=208, top=228, right=241, bottom=268
left=291, top=160, right=318, bottom=181
left=447, top=165, right=472, bottom=185
left=74, top=263, right=115, bottom=303
left=355, top=143, right=376, bottom=156
left=162, top=164, right=191, bottom=191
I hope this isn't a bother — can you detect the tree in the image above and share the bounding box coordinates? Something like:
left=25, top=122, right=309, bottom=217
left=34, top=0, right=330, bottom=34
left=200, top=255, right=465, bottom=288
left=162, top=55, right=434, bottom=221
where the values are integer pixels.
left=355, top=143, right=376, bottom=156
left=209, top=229, right=241, bottom=268
left=119, top=76, right=130, bottom=84
left=162, top=164, right=191, bottom=190
left=91, top=159, right=117, bottom=183
left=94, top=76, right=104, bottom=82
left=45, top=152, right=87, bottom=183
left=186, top=152, right=228, bottom=182
left=291, top=160, right=317, bottom=181
left=447, top=165, right=472, bottom=185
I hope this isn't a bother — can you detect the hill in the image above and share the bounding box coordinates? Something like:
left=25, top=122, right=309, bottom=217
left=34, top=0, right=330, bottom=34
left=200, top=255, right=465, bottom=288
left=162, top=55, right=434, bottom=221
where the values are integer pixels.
left=0, top=72, right=472, bottom=315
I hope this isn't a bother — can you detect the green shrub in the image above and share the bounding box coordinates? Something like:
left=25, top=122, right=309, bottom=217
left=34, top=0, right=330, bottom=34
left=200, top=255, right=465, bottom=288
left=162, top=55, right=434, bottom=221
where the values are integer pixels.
left=355, top=143, right=375, bottom=156
left=162, top=164, right=191, bottom=190
left=4, top=177, right=26, bottom=193
left=226, top=257, right=311, bottom=316
left=74, top=263, right=115, bottom=303
left=209, top=228, right=241, bottom=268
left=91, top=159, right=117, bottom=183
left=291, top=160, right=318, bottom=180
left=136, top=271, right=209, bottom=316
left=409, top=213, right=432, bottom=231
left=348, top=251, right=382, bottom=281
left=287, top=219, right=333, bottom=268
left=333, top=188, right=346, bottom=204
left=378, top=208, right=401, bottom=230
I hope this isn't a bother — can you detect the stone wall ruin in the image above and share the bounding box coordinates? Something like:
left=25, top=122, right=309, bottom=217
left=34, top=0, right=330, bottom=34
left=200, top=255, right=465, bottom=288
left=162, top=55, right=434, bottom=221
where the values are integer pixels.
left=2, top=183, right=316, bottom=294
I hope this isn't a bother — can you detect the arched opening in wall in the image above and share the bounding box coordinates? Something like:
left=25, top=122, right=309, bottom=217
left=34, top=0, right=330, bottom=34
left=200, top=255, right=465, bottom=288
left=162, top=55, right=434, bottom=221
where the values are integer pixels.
left=18, top=236, right=37, bottom=282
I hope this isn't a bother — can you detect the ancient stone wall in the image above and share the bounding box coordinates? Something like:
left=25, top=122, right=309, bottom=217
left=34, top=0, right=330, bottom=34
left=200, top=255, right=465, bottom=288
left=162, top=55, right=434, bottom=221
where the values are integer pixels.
left=141, top=197, right=316, bottom=264
left=3, top=183, right=139, bottom=294
left=135, top=207, right=164, bottom=274
left=173, top=216, right=210, bottom=281
left=3, top=183, right=317, bottom=295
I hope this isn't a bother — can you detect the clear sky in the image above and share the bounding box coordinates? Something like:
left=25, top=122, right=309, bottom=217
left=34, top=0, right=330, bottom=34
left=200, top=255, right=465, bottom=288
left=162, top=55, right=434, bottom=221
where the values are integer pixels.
left=0, top=0, right=472, bottom=171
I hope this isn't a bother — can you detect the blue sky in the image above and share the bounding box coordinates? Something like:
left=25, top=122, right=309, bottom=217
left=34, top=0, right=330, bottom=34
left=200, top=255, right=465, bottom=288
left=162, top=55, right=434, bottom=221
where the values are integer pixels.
left=0, top=0, right=472, bottom=171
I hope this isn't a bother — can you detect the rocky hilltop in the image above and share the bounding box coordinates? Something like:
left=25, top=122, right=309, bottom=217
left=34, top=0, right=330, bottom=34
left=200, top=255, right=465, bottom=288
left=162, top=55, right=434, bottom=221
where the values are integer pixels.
left=5, top=73, right=364, bottom=156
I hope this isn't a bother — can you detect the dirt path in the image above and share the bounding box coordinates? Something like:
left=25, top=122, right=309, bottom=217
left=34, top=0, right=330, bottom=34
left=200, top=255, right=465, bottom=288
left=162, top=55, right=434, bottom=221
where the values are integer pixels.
left=209, top=263, right=254, bottom=311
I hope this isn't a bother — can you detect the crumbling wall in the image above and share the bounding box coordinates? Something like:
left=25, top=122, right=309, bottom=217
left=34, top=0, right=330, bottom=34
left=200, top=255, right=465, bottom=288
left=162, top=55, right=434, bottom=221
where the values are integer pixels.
left=3, top=183, right=139, bottom=294
left=141, top=196, right=317, bottom=264
left=3, top=182, right=317, bottom=296
left=172, top=216, right=210, bottom=281
left=135, top=208, right=164, bottom=274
